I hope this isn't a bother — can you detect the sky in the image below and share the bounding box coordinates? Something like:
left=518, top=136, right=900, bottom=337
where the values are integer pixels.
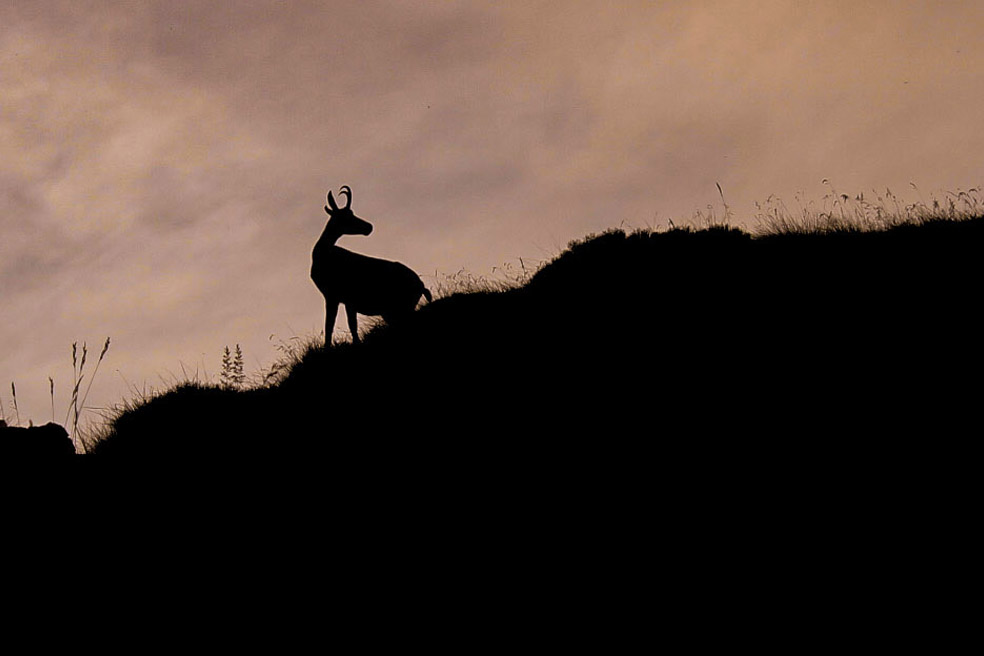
left=2, top=0, right=983, bottom=426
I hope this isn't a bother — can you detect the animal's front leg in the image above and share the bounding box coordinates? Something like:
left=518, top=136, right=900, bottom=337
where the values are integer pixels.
left=325, top=302, right=338, bottom=347
left=346, top=304, right=360, bottom=343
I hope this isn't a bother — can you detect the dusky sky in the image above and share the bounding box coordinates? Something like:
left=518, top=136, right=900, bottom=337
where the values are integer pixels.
left=2, top=0, right=982, bottom=424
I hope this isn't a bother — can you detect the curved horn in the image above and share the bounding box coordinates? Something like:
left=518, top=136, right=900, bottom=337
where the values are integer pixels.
left=338, top=185, right=352, bottom=210
left=326, top=190, right=339, bottom=212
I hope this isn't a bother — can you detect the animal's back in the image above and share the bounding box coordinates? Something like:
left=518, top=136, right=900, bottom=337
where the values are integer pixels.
left=347, top=258, right=427, bottom=315
left=315, top=246, right=427, bottom=315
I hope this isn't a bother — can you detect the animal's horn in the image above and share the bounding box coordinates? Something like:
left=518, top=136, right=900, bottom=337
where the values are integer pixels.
left=326, top=190, right=338, bottom=212
left=339, top=185, right=352, bottom=210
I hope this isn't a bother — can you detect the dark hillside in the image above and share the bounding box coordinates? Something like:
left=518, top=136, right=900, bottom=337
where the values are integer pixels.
left=91, top=217, right=983, bottom=490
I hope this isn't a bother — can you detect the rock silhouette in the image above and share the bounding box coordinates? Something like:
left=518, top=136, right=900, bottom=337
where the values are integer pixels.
left=1, top=420, right=75, bottom=458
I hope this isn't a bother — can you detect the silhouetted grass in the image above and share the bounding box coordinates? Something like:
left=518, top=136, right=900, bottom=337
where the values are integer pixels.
left=752, top=183, right=983, bottom=235
left=3, top=338, right=110, bottom=455
left=88, top=212, right=983, bottom=481
left=427, top=257, right=540, bottom=299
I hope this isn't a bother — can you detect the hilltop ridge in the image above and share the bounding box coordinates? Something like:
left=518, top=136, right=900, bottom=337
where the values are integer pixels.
left=89, top=216, right=983, bottom=473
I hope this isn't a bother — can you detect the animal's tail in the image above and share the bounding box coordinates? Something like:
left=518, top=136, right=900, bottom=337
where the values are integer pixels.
left=422, top=287, right=433, bottom=304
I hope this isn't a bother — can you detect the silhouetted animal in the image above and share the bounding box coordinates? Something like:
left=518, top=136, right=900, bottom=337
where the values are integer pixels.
left=1, top=420, right=75, bottom=458
left=311, top=186, right=432, bottom=345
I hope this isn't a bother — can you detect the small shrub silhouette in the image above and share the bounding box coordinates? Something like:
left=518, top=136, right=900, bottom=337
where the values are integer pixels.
left=220, top=344, right=246, bottom=389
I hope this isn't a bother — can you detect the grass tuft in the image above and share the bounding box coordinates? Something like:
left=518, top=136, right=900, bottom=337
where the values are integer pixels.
left=752, top=182, right=983, bottom=235
left=426, top=257, right=542, bottom=299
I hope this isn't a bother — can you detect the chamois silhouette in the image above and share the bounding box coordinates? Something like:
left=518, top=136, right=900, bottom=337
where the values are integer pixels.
left=311, top=186, right=432, bottom=345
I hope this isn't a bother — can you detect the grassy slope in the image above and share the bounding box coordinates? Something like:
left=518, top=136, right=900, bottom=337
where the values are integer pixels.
left=91, top=216, right=982, bottom=475
left=77, top=217, right=980, bottom=618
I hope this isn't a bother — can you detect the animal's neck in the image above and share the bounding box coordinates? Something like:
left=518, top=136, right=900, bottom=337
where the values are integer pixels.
left=316, top=222, right=344, bottom=248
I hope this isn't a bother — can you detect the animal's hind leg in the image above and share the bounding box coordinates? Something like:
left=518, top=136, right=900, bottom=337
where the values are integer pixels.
left=346, top=304, right=360, bottom=343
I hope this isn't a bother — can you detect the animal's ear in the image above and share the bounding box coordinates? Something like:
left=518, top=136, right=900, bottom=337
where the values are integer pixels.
left=326, top=191, right=339, bottom=212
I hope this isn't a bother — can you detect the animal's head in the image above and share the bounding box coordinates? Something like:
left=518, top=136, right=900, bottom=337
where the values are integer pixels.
left=325, top=186, right=373, bottom=236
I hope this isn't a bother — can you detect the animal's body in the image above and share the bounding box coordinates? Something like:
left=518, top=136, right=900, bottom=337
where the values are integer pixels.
left=311, top=186, right=431, bottom=345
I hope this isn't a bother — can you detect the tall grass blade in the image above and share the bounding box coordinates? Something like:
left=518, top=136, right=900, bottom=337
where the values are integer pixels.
left=78, top=337, right=110, bottom=418
left=11, top=382, right=20, bottom=426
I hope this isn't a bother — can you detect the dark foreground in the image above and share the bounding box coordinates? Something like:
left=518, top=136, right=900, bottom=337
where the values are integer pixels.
left=18, top=220, right=976, bottom=633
